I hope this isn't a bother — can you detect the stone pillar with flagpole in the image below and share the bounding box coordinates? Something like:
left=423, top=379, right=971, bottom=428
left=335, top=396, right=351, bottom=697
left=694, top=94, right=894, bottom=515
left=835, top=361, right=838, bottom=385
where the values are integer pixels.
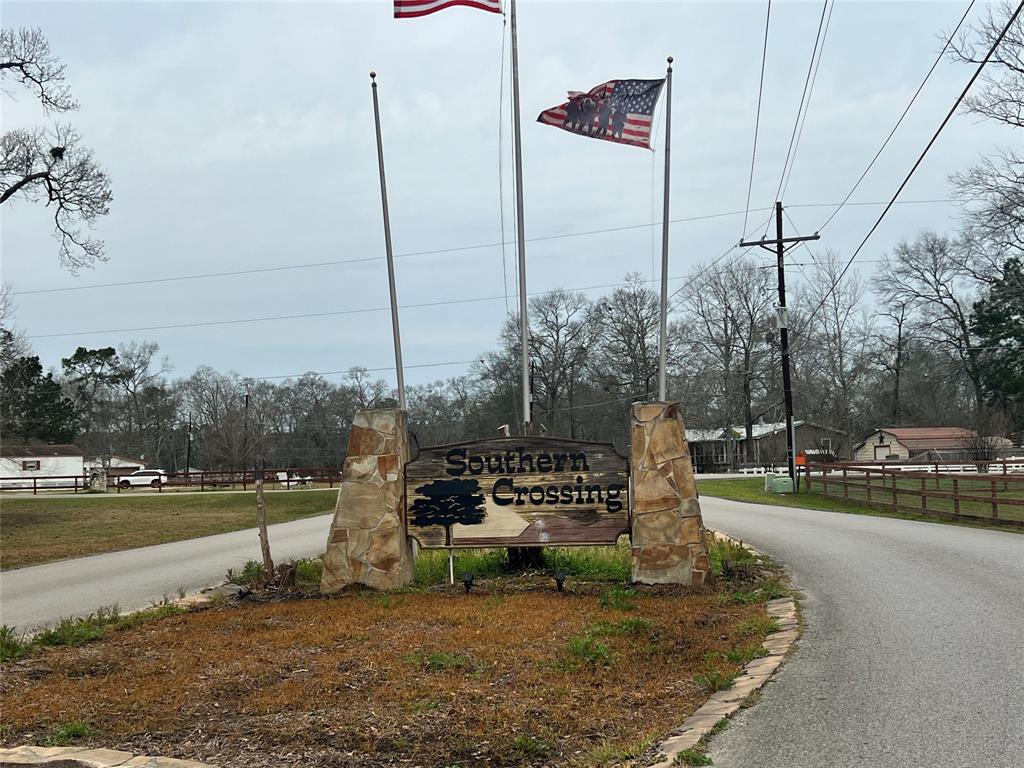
left=509, top=0, right=531, bottom=434
left=370, top=71, right=406, bottom=410
left=657, top=56, right=673, bottom=403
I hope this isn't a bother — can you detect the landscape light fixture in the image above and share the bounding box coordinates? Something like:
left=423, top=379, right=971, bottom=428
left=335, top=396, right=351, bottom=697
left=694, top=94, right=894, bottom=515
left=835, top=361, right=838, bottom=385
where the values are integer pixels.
left=461, top=572, right=475, bottom=594
left=554, top=570, right=566, bottom=592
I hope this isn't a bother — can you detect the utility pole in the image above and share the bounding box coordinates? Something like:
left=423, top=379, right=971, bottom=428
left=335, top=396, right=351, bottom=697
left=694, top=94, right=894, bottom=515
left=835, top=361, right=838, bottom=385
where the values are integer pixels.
left=185, top=412, right=193, bottom=486
left=741, top=201, right=819, bottom=490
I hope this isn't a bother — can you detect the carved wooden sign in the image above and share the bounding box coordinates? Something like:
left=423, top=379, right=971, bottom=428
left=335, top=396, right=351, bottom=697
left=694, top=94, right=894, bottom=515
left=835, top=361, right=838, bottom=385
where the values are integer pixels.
left=406, top=437, right=629, bottom=548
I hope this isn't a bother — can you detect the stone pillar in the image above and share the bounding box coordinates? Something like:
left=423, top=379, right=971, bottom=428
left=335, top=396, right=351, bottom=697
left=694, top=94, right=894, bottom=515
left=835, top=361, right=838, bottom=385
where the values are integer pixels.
left=630, top=402, right=710, bottom=585
left=321, top=408, right=414, bottom=592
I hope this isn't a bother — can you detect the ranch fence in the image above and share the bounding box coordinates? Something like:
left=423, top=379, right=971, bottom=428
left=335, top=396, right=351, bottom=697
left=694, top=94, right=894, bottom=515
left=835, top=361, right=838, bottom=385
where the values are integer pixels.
left=0, top=467, right=341, bottom=495
left=801, top=461, right=1024, bottom=527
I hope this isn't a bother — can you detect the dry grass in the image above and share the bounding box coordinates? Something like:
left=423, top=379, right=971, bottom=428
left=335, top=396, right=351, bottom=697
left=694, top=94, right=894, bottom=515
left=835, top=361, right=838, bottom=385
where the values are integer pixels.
left=0, top=582, right=769, bottom=767
left=0, top=490, right=335, bottom=569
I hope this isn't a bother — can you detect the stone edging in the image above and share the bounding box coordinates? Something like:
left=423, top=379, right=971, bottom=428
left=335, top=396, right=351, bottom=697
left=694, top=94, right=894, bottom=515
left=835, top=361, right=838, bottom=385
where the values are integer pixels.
left=0, top=745, right=214, bottom=767
left=645, top=530, right=800, bottom=768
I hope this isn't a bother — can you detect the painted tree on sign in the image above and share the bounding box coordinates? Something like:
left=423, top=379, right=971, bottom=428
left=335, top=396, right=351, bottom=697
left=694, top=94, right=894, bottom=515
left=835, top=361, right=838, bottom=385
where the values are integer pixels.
left=410, top=479, right=486, bottom=546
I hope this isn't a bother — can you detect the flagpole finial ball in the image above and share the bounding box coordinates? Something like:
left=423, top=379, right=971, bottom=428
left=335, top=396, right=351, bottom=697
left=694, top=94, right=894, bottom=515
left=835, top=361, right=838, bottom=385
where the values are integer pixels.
left=370, top=71, right=377, bottom=80
left=667, top=56, right=674, bottom=65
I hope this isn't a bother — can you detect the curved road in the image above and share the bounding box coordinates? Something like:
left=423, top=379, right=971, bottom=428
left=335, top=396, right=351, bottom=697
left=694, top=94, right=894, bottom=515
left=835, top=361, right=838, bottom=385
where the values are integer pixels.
left=0, top=513, right=334, bottom=632
left=701, top=495, right=1024, bottom=768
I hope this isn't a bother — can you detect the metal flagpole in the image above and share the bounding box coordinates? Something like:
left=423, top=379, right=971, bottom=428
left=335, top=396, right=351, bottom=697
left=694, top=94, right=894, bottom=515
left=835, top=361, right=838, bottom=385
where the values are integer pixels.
left=370, top=71, right=406, bottom=410
left=510, top=0, right=530, bottom=432
left=657, top=56, right=673, bottom=402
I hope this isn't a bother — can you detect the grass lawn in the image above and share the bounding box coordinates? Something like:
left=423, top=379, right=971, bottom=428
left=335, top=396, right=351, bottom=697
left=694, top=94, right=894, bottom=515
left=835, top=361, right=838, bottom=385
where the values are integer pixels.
left=698, top=477, right=1024, bottom=529
left=0, top=540, right=785, bottom=768
left=0, top=490, right=337, bottom=570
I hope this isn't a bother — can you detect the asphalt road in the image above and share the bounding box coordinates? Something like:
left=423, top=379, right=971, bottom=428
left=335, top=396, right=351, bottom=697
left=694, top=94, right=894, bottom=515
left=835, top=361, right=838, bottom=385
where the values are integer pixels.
left=0, top=513, right=334, bottom=632
left=700, top=495, right=1024, bottom=768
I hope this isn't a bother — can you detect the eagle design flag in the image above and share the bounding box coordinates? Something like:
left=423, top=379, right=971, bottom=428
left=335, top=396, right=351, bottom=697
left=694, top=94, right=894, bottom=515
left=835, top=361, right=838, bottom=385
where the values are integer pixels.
left=537, top=78, right=666, bottom=150
left=394, top=0, right=501, bottom=18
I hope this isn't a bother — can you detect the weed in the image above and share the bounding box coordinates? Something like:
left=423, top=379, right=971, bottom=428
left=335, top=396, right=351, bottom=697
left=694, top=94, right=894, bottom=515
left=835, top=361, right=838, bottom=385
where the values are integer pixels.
left=674, top=747, right=712, bottom=766
left=34, top=605, right=120, bottom=647
left=720, top=644, right=767, bottom=665
left=693, top=665, right=737, bottom=692
left=414, top=549, right=506, bottom=585
left=544, top=543, right=630, bottom=581
left=589, top=616, right=652, bottom=637
left=293, top=557, right=323, bottom=592
left=0, top=625, right=27, bottom=662
left=599, top=586, right=638, bottom=611
left=566, top=635, right=614, bottom=667
left=738, top=616, right=778, bottom=636
left=226, top=560, right=265, bottom=586
left=43, top=721, right=91, bottom=746
left=707, top=537, right=756, bottom=577
left=511, top=733, right=552, bottom=758
left=576, top=734, right=656, bottom=766
left=405, top=650, right=474, bottom=672
left=727, top=579, right=788, bottom=604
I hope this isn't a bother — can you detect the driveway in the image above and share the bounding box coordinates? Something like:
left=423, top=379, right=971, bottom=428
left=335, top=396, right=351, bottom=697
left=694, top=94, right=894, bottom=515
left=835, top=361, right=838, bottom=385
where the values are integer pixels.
left=0, top=513, right=334, bottom=632
left=700, top=495, right=1024, bottom=768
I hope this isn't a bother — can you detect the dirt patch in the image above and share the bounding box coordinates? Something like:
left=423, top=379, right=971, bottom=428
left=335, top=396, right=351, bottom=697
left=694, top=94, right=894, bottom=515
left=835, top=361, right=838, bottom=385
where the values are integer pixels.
left=0, top=581, right=769, bottom=767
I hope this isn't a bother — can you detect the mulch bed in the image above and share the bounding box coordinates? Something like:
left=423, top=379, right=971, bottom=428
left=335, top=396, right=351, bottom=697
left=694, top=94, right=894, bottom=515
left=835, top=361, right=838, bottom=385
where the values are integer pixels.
left=0, top=578, right=768, bottom=767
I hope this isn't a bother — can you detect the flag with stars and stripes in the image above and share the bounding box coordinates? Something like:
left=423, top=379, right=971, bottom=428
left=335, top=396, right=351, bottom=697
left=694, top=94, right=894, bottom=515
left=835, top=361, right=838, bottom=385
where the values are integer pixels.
left=537, top=78, right=665, bottom=150
left=394, top=0, right=501, bottom=19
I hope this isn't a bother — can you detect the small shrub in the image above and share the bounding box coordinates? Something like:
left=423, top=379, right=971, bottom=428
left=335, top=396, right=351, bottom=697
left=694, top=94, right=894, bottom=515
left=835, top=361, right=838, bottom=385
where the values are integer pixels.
left=43, top=721, right=91, bottom=746
left=293, top=557, right=324, bottom=592
left=544, top=544, right=631, bottom=581
left=708, top=537, right=756, bottom=576
left=738, top=616, right=779, bottom=636
left=0, top=625, right=27, bottom=662
left=225, top=560, right=266, bottom=586
left=566, top=635, right=614, bottom=666
left=600, top=586, right=638, bottom=611
left=413, top=549, right=506, bottom=585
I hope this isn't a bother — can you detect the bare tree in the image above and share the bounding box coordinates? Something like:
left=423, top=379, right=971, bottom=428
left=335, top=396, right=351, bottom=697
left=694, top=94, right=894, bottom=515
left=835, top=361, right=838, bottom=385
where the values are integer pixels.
left=588, top=274, right=662, bottom=402
left=947, top=2, right=1024, bottom=260
left=877, top=231, right=986, bottom=411
left=1, top=28, right=112, bottom=270
left=0, top=282, right=31, bottom=370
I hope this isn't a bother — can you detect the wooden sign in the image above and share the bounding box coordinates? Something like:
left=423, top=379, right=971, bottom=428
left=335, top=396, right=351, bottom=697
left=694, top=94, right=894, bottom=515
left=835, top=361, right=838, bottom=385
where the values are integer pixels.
left=406, top=437, right=629, bottom=548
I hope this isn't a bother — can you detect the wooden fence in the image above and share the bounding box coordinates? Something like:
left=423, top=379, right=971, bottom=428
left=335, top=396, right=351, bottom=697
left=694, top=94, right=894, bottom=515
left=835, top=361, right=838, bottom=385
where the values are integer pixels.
left=0, top=467, right=341, bottom=495
left=801, top=462, right=1024, bottom=527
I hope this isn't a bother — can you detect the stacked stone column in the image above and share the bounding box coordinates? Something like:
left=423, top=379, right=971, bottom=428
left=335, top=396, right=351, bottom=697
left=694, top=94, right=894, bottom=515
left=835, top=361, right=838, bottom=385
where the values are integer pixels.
left=321, top=408, right=414, bottom=592
left=630, top=402, right=710, bottom=585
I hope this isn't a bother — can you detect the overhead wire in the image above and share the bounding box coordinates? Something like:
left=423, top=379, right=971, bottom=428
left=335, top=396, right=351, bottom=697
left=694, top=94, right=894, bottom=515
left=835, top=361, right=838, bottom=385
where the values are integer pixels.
left=816, top=0, right=977, bottom=232
left=12, top=199, right=954, bottom=297
left=772, top=0, right=831, bottom=206
left=798, top=0, right=1023, bottom=337
left=743, top=0, right=772, bottom=236
left=779, top=0, right=835, bottom=201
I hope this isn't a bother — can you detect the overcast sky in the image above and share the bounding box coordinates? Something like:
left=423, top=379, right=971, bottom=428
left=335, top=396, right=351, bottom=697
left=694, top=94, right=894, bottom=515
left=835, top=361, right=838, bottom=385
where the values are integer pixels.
left=1, top=1, right=1013, bottom=388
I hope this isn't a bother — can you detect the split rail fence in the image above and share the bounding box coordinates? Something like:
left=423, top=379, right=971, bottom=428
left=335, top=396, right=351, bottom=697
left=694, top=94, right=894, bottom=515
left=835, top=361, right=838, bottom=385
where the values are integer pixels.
left=801, top=462, right=1024, bottom=527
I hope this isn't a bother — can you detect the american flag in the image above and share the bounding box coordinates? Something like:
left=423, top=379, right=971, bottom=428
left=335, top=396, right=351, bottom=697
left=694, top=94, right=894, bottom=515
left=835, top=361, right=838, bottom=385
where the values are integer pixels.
left=537, top=78, right=666, bottom=150
left=394, top=0, right=501, bottom=19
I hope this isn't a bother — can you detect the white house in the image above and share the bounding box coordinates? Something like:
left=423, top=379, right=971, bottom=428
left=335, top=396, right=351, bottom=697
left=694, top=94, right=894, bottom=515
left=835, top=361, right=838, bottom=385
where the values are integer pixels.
left=84, top=455, right=146, bottom=474
left=0, top=444, right=85, bottom=484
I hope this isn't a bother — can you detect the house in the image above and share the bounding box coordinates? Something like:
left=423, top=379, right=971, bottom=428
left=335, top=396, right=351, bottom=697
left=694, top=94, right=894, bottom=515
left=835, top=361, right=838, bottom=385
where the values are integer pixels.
left=853, top=427, right=980, bottom=462
left=84, top=455, right=147, bottom=476
left=687, top=421, right=848, bottom=473
left=0, top=444, right=85, bottom=481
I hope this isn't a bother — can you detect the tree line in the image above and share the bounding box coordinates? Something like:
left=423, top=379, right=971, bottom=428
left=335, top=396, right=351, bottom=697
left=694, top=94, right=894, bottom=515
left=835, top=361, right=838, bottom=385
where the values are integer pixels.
left=1, top=5, right=1020, bottom=470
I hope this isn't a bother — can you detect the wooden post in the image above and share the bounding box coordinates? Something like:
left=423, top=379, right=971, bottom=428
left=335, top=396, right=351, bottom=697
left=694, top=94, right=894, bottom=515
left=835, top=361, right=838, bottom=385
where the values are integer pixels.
left=255, top=470, right=275, bottom=579
left=991, top=478, right=998, bottom=519
left=921, top=476, right=928, bottom=511
left=33, top=477, right=37, bottom=496
left=865, top=469, right=872, bottom=502
left=843, top=467, right=849, bottom=498
left=890, top=472, right=897, bottom=507
left=953, top=476, right=960, bottom=517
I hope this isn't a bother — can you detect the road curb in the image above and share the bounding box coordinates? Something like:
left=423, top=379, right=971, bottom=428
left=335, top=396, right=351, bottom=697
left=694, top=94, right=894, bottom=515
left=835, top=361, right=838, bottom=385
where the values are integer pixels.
left=645, top=530, right=800, bottom=768
left=0, top=745, right=215, bottom=767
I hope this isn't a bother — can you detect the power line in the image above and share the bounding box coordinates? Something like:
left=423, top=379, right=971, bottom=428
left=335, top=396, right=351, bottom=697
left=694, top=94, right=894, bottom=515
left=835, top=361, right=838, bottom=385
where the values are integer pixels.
left=743, top=0, right=772, bottom=236
left=800, top=0, right=1022, bottom=335
left=779, top=0, right=835, bottom=200
left=773, top=0, right=831, bottom=205
left=817, top=0, right=977, bottom=232
left=252, top=359, right=482, bottom=382
left=12, top=199, right=955, bottom=298
left=27, top=275, right=691, bottom=340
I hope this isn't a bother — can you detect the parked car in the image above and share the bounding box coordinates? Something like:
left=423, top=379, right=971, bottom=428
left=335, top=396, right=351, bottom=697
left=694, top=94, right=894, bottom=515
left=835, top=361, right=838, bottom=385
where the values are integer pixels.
left=118, top=469, right=169, bottom=489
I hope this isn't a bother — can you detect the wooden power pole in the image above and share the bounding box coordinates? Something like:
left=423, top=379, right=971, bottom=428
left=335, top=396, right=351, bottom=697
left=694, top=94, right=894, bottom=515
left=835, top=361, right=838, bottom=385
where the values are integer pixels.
left=741, top=201, right=820, bottom=490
